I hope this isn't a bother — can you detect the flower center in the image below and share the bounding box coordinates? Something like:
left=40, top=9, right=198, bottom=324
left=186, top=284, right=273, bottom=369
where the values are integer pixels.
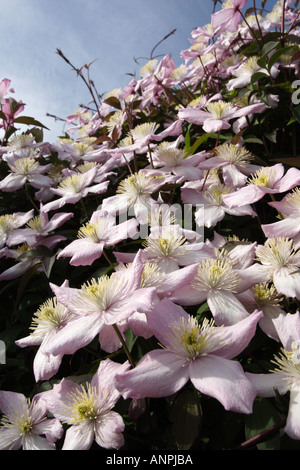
left=143, top=231, right=188, bottom=260
left=78, top=220, right=106, bottom=243
left=205, top=101, right=233, bottom=119
left=256, top=237, right=299, bottom=269
left=79, top=273, right=125, bottom=313
left=30, top=297, right=71, bottom=339
left=116, top=172, right=158, bottom=207
left=0, top=214, right=17, bottom=234
left=271, top=342, right=300, bottom=386
left=129, top=122, right=159, bottom=141
left=282, top=188, right=300, bottom=216
left=58, top=173, right=85, bottom=194
left=214, top=143, right=254, bottom=167
left=140, top=262, right=164, bottom=291
left=203, top=183, right=233, bottom=206
left=155, top=142, right=186, bottom=166
left=192, top=256, right=240, bottom=292
left=12, top=157, right=40, bottom=175
left=27, top=215, right=44, bottom=233
left=66, top=383, right=99, bottom=424
left=165, top=316, right=226, bottom=360
left=248, top=167, right=276, bottom=188
left=252, top=282, right=282, bottom=307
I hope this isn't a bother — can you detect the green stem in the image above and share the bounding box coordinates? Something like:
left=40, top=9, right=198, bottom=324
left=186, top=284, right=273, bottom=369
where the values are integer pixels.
left=25, top=183, right=39, bottom=211
left=147, top=143, right=154, bottom=169
left=113, top=324, right=135, bottom=368
left=239, top=8, right=262, bottom=50
left=102, top=249, right=115, bottom=269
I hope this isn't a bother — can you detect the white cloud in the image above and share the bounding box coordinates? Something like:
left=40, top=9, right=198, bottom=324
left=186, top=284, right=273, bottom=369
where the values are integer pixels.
left=0, top=0, right=211, bottom=142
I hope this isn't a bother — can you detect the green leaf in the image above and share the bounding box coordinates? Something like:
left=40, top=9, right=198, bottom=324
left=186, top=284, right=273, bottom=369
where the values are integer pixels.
left=9, top=97, right=24, bottom=115
left=171, top=388, right=202, bottom=450
left=0, top=110, right=7, bottom=121
left=124, top=328, right=137, bottom=353
left=186, top=133, right=214, bottom=156
left=13, top=263, right=41, bottom=314
left=293, top=104, right=300, bottom=123
left=244, top=398, right=282, bottom=450
left=13, top=116, right=49, bottom=130
left=251, top=71, right=269, bottom=84
left=260, top=41, right=279, bottom=58
left=184, top=125, right=191, bottom=154
left=268, top=46, right=294, bottom=72
left=197, top=302, right=209, bottom=315
left=103, top=96, right=122, bottom=110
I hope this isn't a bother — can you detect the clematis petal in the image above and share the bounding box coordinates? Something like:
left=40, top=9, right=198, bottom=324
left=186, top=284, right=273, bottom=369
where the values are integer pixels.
left=57, top=239, right=105, bottom=266
left=45, top=314, right=104, bottom=356
left=62, top=423, right=94, bottom=450
left=207, top=290, right=250, bottom=326
left=190, top=355, right=256, bottom=413
left=115, top=349, right=189, bottom=399
left=285, top=382, right=300, bottom=440
left=94, top=411, right=125, bottom=450
left=245, top=371, right=290, bottom=397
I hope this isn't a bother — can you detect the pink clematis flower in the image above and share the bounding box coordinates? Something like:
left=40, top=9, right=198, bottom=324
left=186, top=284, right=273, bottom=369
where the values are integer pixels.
left=41, top=166, right=109, bottom=213
left=246, top=312, right=300, bottom=440
left=101, top=170, right=178, bottom=223
left=41, top=358, right=130, bottom=450
left=0, top=391, right=63, bottom=450
left=108, top=119, right=183, bottom=156
left=254, top=237, right=300, bottom=300
left=223, top=164, right=300, bottom=208
left=178, top=99, right=265, bottom=133
left=181, top=182, right=256, bottom=229
left=0, top=209, right=34, bottom=249
left=0, top=155, right=52, bottom=192
left=168, top=249, right=259, bottom=326
left=57, top=209, right=138, bottom=266
left=211, top=0, right=249, bottom=34
left=43, top=250, right=157, bottom=357
left=198, top=142, right=261, bottom=188
left=115, top=298, right=262, bottom=414
left=15, top=288, right=72, bottom=381
left=261, top=188, right=300, bottom=248
left=146, top=139, right=208, bottom=181
left=0, top=243, right=49, bottom=281
left=7, top=208, right=73, bottom=250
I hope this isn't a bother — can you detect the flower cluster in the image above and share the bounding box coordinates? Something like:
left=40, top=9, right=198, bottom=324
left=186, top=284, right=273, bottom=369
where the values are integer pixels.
left=1, top=0, right=300, bottom=451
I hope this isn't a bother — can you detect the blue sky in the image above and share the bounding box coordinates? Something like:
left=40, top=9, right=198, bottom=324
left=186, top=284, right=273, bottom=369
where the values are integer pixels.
left=0, top=0, right=280, bottom=142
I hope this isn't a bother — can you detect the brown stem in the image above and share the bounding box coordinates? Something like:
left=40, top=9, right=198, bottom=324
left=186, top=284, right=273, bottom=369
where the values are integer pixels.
left=233, top=419, right=286, bottom=450
left=113, top=324, right=135, bottom=368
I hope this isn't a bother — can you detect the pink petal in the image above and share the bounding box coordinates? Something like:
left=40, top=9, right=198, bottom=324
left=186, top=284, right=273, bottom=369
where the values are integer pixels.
left=212, top=309, right=263, bottom=359
left=285, top=383, right=300, bottom=440
left=203, top=119, right=231, bottom=133
left=94, top=412, right=125, bottom=449
left=223, top=185, right=265, bottom=208
left=62, top=424, right=94, bottom=450
left=245, top=372, right=290, bottom=397
left=190, top=355, right=256, bottom=413
left=58, top=239, right=105, bottom=266
left=45, top=313, right=104, bottom=356
left=207, top=290, right=250, bottom=326
left=106, top=218, right=138, bottom=245
left=274, top=167, right=300, bottom=192
left=262, top=215, right=300, bottom=238
left=115, top=349, right=189, bottom=399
